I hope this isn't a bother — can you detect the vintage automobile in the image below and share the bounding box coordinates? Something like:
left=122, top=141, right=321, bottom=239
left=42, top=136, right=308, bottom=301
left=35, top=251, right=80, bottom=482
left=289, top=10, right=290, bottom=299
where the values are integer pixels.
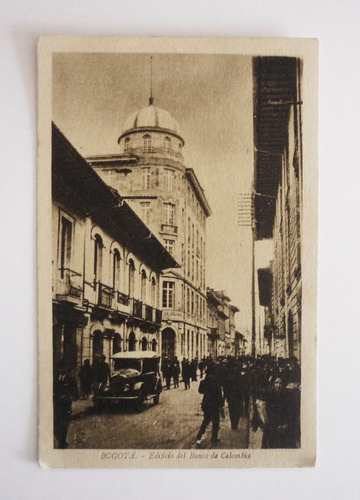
left=93, top=351, right=162, bottom=412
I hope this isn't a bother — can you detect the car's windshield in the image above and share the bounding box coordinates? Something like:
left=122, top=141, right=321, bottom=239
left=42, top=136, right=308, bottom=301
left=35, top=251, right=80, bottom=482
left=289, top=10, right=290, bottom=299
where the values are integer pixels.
left=113, top=359, right=142, bottom=372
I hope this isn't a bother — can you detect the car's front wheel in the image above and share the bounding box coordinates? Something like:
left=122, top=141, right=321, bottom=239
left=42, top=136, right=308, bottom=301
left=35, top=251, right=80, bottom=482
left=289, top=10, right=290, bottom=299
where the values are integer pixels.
left=153, top=387, right=161, bottom=405
left=135, top=390, right=145, bottom=412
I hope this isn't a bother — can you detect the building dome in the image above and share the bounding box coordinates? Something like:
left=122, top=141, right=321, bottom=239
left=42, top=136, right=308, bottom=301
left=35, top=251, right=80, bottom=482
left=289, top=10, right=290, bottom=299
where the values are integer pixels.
left=122, top=104, right=181, bottom=136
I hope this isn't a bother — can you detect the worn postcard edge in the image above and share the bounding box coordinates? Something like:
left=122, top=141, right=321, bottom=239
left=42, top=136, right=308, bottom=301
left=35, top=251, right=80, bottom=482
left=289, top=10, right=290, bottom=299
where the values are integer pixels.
left=38, top=36, right=318, bottom=469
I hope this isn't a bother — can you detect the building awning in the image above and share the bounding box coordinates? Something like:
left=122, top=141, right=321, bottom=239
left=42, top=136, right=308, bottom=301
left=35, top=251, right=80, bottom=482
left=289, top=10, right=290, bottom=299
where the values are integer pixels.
left=253, top=57, right=299, bottom=239
left=257, top=268, right=273, bottom=307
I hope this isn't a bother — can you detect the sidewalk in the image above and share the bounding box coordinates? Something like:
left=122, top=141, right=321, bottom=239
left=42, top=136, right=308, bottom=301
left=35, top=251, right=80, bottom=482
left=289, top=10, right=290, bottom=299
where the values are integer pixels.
left=71, top=398, right=94, bottom=418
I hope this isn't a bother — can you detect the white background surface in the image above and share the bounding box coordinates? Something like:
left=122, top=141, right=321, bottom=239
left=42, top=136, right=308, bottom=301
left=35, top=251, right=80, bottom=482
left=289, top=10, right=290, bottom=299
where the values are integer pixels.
left=1, top=1, right=360, bottom=498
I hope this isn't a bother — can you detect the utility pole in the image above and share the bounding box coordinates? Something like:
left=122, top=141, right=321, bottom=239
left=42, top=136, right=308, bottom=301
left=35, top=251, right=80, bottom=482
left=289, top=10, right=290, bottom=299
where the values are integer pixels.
left=237, top=190, right=256, bottom=356
left=250, top=188, right=256, bottom=357
left=238, top=188, right=276, bottom=357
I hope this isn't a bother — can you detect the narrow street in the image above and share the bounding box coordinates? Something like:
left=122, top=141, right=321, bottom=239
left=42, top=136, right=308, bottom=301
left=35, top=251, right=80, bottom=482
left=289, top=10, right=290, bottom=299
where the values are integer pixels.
left=68, top=379, right=249, bottom=450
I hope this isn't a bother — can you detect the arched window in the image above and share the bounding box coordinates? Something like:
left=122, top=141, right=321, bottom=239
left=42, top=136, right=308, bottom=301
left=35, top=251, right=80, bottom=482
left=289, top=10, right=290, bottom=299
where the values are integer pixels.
left=113, top=249, right=121, bottom=291
left=151, top=277, right=156, bottom=307
left=128, top=332, right=136, bottom=352
left=94, top=234, right=103, bottom=283
left=128, top=259, right=135, bottom=297
left=143, top=135, right=152, bottom=152
left=124, top=137, right=131, bottom=152
left=163, top=136, right=171, bottom=153
left=59, top=215, right=73, bottom=279
left=141, top=337, right=148, bottom=351
left=113, top=334, right=122, bottom=354
left=141, top=269, right=147, bottom=303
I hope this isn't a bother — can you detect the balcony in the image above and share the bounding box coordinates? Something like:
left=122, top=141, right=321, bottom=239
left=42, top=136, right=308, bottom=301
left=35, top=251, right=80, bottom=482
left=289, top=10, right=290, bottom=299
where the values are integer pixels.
left=144, top=304, right=153, bottom=322
left=116, top=291, right=129, bottom=306
left=126, top=300, right=162, bottom=330
left=131, top=298, right=143, bottom=319
left=160, top=224, right=178, bottom=235
left=217, top=304, right=229, bottom=320
left=98, top=283, right=113, bottom=309
left=56, top=268, right=83, bottom=302
left=155, top=308, right=162, bottom=325
left=128, top=145, right=184, bottom=162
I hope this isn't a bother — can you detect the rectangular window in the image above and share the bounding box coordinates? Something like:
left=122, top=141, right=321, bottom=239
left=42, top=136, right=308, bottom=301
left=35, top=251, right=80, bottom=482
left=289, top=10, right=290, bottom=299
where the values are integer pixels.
left=60, top=215, right=73, bottom=279
left=141, top=168, right=151, bottom=189
left=164, top=203, right=175, bottom=226
left=162, top=281, right=174, bottom=308
left=141, top=202, right=151, bottom=225
left=164, top=239, right=174, bottom=256
left=164, top=169, right=174, bottom=191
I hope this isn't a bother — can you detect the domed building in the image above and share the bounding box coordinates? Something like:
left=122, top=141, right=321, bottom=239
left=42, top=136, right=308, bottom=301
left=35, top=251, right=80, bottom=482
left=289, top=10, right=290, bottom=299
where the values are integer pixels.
left=88, top=99, right=212, bottom=360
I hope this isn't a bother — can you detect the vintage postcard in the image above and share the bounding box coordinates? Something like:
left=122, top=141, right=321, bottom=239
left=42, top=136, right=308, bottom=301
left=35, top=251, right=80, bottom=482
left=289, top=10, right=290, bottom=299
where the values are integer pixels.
left=38, top=36, right=318, bottom=468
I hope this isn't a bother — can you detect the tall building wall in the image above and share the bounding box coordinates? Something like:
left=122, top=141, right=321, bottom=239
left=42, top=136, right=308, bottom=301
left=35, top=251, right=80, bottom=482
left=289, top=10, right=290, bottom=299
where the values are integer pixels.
left=253, top=57, right=303, bottom=360
left=52, top=124, right=177, bottom=376
left=88, top=104, right=211, bottom=361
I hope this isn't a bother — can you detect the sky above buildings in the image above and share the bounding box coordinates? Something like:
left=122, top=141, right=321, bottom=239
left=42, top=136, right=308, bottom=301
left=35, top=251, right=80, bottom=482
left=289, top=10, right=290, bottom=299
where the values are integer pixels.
left=52, top=52, right=257, bottom=336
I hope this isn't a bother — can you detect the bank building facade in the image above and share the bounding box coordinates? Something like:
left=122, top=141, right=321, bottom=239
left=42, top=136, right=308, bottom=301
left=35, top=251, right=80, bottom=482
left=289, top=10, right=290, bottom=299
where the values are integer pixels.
left=88, top=98, right=212, bottom=361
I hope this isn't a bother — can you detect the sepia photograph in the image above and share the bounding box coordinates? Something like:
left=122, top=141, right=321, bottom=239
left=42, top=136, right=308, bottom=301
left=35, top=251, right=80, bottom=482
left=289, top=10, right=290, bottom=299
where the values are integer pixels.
left=38, top=37, right=318, bottom=468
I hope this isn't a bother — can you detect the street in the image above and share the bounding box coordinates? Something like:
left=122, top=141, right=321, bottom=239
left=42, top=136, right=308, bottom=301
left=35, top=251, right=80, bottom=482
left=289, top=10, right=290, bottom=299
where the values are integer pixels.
left=68, top=379, right=249, bottom=449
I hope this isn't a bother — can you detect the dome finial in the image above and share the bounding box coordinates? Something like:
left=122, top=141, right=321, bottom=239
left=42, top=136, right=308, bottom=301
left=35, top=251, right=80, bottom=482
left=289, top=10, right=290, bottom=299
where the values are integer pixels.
left=149, top=56, right=154, bottom=106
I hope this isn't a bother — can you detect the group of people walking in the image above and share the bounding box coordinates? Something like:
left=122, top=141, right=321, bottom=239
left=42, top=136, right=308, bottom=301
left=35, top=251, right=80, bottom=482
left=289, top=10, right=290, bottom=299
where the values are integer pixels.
left=161, top=356, right=211, bottom=391
left=195, top=355, right=301, bottom=449
left=53, top=352, right=301, bottom=450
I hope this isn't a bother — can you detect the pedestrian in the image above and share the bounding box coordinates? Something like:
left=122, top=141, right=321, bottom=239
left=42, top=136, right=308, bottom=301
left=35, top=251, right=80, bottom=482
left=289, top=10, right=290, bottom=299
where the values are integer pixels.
left=261, top=376, right=293, bottom=449
left=162, top=357, right=172, bottom=390
left=53, top=360, right=78, bottom=449
left=182, top=358, right=191, bottom=390
left=172, top=356, right=180, bottom=388
left=78, top=359, right=94, bottom=399
left=224, top=363, right=244, bottom=430
left=190, top=358, right=198, bottom=382
left=196, top=365, right=225, bottom=447
left=93, top=354, right=111, bottom=397
left=199, top=358, right=205, bottom=379
left=161, top=357, right=168, bottom=381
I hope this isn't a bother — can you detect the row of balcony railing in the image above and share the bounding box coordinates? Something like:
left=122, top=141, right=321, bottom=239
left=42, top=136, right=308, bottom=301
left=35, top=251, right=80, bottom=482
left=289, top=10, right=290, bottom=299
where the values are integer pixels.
left=125, top=145, right=184, bottom=160
left=160, top=223, right=178, bottom=235
left=97, top=285, right=162, bottom=324
left=56, top=271, right=162, bottom=325
left=130, top=298, right=162, bottom=324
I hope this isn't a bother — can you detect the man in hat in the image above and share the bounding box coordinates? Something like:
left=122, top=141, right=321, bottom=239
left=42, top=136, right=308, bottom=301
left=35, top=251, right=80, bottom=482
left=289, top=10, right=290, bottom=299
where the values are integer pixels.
left=53, top=360, right=78, bottom=448
left=93, top=354, right=111, bottom=396
left=195, top=365, right=225, bottom=446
